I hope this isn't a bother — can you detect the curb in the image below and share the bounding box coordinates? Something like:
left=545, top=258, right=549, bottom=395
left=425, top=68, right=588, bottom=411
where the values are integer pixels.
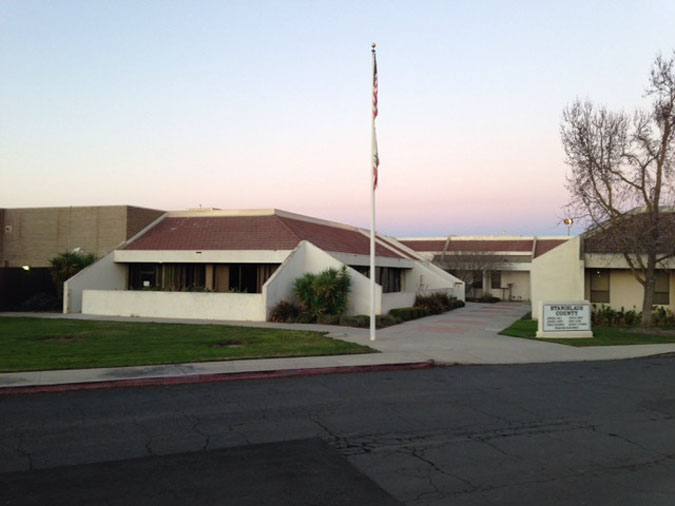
left=0, top=360, right=436, bottom=396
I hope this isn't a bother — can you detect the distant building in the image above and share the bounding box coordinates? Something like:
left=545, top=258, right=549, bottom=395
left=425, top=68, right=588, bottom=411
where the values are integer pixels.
left=66, top=208, right=463, bottom=321
left=0, top=205, right=164, bottom=309
left=530, top=212, right=675, bottom=319
left=399, top=236, right=568, bottom=302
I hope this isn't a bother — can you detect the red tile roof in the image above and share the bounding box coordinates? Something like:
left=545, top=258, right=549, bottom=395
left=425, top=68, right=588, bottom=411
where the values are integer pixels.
left=402, top=239, right=534, bottom=253
left=400, top=240, right=447, bottom=251
left=534, top=239, right=567, bottom=257
left=583, top=212, right=675, bottom=254
left=124, top=214, right=403, bottom=258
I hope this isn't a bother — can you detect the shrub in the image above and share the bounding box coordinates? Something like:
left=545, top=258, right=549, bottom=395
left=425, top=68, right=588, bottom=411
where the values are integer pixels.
left=49, top=250, right=97, bottom=300
left=296, top=312, right=316, bottom=324
left=269, top=299, right=301, bottom=323
left=451, top=298, right=466, bottom=309
left=651, top=306, right=675, bottom=328
left=294, top=267, right=351, bottom=320
left=376, top=314, right=401, bottom=328
left=467, top=294, right=500, bottom=303
left=318, top=314, right=341, bottom=325
left=591, top=305, right=675, bottom=328
left=339, top=314, right=370, bottom=328
left=389, top=306, right=430, bottom=321
left=337, top=314, right=400, bottom=329
left=414, top=292, right=452, bottom=314
left=18, top=292, right=60, bottom=312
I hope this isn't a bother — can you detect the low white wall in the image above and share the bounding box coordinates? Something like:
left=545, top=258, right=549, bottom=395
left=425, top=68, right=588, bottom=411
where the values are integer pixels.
left=381, top=292, right=416, bottom=314
left=531, top=236, right=584, bottom=319
left=263, top=241, right=379, bottom=317
left=82, top=290, right=266, bottom=321
left=64, top=251, right=127, bottom=313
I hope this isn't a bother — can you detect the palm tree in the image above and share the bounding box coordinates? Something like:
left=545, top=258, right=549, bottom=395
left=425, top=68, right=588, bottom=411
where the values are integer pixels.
left=49, top=250, right=97, bottom=299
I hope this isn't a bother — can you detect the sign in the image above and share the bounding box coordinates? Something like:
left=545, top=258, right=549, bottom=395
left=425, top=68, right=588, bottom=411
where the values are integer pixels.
left=542, top=303, right=590, bottom=332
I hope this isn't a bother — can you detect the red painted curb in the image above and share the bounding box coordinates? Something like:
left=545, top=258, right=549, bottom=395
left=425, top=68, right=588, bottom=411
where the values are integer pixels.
left=0, top=360, right=435, bottom=396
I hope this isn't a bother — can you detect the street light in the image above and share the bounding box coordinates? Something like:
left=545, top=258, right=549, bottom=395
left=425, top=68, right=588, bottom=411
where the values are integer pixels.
left=563, top=218, right=574, bottom=236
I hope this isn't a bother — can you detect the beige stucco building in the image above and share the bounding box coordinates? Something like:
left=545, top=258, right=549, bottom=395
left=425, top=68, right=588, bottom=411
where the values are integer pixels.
left=402, top=230, right=675, bottom=321
left=0, top=205, right=164, bottom=309
left=1, top=205, right=164, bottom=268
left=531, top=235, right=675, bottom=319
left=400, top=236, right=569, bottom=302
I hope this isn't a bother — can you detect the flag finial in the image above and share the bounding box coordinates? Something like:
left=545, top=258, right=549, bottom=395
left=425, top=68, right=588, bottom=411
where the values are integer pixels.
left=371, top=42, right=376, bottom=50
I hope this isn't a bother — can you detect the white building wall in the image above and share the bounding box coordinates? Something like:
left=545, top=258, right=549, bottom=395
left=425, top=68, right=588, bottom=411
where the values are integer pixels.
left=114, top=249, right=290, bottom=264
left=73, top=240, right=462, bottom=322
left=408, top=261, right=465, bottom=301
left=530, top=236, right=585, bottom=319
left=63, top=251, right=127, bottom=313
left=263, top=241, right=379, bottom=317
left=485, top=271, right=530, bottom=301
left=82, top=290, right=265, bottom=321
left=381, top=292, right=416, bottom=313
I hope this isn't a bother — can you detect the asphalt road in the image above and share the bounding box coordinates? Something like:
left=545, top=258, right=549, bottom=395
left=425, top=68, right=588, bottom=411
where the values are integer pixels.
left=2, top=359, right=675, bottom=505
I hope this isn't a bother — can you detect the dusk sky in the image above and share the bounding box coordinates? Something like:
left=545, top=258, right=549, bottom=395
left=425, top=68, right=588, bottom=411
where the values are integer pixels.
left=1, top=1, right=674, bottom=237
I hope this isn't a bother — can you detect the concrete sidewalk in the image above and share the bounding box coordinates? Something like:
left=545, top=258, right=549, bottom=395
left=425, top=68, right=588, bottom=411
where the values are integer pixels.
left=3, top=302, right=675, bottom=391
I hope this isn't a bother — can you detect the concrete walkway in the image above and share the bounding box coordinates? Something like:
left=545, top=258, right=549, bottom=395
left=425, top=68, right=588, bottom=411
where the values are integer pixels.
left=2, top=302, right=675, bottom=391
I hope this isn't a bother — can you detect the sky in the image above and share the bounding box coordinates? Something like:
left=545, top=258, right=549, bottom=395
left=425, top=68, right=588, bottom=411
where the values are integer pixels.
left=1, top=1, right=674, bottom=237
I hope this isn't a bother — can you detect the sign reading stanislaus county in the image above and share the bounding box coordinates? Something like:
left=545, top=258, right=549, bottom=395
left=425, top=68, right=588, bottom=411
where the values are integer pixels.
left=543, top=303, right=590, bottom=332
left=536, top=301, right=593, bottom=339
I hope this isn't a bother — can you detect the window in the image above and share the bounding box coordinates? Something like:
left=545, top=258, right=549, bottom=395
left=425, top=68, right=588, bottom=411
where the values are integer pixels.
left=227, top=264, right=279, bottom=293
left=229, top=264, right=257, bottom=293
left=129, top=263, right=158, bottom=289
left=161, top=264, right=205, bottom=290
left=349, top=266, right=403, bottom=293
left=129, top=263, right=205, bottom=291
left=654, top=271, right=670, bottom=305
left=471, top=270, right=483, bottom=290
left=491, top=271, right=502, bottom=289
left=376, top=267, right=402, bottom=293
left=590, top=269, right=610, bottom=303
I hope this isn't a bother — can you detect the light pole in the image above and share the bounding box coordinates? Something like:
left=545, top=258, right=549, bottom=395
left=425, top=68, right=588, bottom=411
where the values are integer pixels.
left=563, top=218, right=574, bottom=236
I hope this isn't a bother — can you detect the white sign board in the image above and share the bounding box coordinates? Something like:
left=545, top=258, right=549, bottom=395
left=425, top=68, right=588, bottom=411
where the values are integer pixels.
left=542, top=303, right=591, bottom=332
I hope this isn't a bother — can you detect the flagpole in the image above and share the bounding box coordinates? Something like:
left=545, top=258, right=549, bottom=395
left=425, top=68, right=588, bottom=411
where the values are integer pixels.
left=370, top=43, right=377, bottom=342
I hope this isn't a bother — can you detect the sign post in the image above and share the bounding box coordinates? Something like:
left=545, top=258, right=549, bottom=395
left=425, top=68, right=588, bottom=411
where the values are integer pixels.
left=536, top=301, right=593, bottom=339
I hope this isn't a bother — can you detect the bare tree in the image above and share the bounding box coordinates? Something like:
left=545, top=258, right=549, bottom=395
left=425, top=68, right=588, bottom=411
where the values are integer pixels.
left=435, top=252, right=506, bottom=298
left=561, top=51, right=675, bottom=325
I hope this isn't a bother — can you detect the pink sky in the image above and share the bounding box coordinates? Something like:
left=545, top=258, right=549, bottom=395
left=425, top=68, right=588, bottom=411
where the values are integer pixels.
left=2, top=1, right=673, bottom=237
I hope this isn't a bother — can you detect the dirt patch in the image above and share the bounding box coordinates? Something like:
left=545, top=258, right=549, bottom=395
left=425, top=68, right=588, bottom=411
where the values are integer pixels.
left=210, top=343, right=244, bottom=349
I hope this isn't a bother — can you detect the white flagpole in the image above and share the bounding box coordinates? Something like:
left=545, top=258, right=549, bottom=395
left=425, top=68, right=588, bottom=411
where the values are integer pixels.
left=370, top=43, right=377, bottom=342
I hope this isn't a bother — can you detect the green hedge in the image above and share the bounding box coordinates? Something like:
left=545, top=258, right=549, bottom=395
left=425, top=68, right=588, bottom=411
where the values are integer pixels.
left=389, top=306, right=430, bottom=321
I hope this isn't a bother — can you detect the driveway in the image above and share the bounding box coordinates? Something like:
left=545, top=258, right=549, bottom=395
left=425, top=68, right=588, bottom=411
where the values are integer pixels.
left=332, top=302, right=675, bottom=364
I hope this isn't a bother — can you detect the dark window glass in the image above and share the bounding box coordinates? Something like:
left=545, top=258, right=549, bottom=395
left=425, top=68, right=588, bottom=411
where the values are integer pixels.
left=129, top=263, right=158, bottom=289
left=590, top=269, right=610, bottom=303
left=472, top=271, right=483, bottom=290
left=654, top=271, right=670, bottom=305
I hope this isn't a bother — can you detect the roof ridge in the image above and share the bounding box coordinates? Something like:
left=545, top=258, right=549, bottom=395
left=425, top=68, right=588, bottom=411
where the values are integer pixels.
left=354, top=228, right=407, bottom=259
left=275, top=214, right=304, bottom=242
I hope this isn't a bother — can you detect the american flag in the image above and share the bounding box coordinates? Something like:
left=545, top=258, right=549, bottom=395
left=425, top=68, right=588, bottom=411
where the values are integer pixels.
left=372, top=49, right=379, bottom=190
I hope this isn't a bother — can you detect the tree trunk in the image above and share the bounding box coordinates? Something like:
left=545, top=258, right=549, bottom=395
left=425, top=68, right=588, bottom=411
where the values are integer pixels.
left=640, top=253, right=657, bottom=326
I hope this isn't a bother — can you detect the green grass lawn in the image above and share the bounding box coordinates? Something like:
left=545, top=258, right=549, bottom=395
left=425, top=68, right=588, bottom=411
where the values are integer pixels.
left=0, top=317, right=375, bottom=372
left=500, top=319, right=675, bottom=347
